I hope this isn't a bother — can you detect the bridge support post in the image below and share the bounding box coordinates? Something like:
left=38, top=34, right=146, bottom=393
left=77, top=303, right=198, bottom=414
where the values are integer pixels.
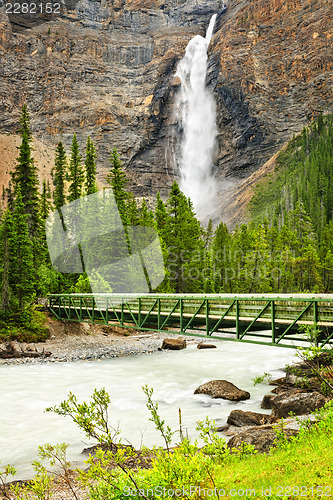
left=158, top=298, right=161, bottom=330
left=180, top=299, right=183, bottom=333
left=271, top=300, right=275, bottom=344
left=206, top=299, right=210, bottom=336
left=138, top=298, right=141, bottom=328
left=313, top=300, right=318, bottom=346
left=106, top=297, right=109, bottom=324
left=236, top=300, right=240, bottom=339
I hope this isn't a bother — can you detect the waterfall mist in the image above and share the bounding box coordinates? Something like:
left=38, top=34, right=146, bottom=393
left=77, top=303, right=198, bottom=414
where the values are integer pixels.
left=174, top=15, right=218, bottom=222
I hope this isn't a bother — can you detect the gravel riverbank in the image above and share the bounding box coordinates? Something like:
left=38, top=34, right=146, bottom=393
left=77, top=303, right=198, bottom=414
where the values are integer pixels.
left=0, top=314, right=201, bottom=365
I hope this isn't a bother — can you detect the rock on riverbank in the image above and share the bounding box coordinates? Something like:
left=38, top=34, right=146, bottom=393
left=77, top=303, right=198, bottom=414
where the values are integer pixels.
left=0, top=315, right=187, bottom=365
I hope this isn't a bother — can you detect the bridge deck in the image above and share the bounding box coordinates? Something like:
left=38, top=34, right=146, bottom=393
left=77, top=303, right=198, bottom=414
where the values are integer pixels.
left=48, top=293, right=333, bottom=348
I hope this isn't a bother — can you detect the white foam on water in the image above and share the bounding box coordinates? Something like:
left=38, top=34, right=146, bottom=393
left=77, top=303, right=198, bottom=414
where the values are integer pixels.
left=0, top=341, right=297, bottom=479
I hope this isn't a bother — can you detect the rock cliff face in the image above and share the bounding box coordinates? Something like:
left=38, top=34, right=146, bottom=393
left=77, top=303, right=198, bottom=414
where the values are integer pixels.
left=0, top=0, right=332, bottom=223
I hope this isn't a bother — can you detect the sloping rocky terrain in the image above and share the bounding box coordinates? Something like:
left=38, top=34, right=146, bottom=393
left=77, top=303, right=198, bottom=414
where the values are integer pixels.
left=0, top=0, right=332, bottom=223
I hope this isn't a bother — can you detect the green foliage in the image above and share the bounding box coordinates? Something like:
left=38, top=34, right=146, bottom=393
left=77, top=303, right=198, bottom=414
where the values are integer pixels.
left=11, top=461, right=54, bottom=500
left=4, top=389, right=333, bottom=499
left=68, top=134, right=84, bottom=203
left=142, top=385, right=173, bottom=452
left=37, top=443, right=80, bottom=500
left=45, top=388, right=120, bottom=449
left=252, top=372, right=272, bottom=386
left=106, top=148, right=129, bottom=223
left=0, top=461, right=17, bottom=498
left=196, top=417, right=230, bottom=462
left=8, top=185, right=36, bottom=309
left=2, top=112, right=333, bottom=338
left=231, top=441, right=258, bottom=459
left=12, top=105, right=41, bottom=242
left=250, top=114, right=333, bottom=237
left=161, top=182, right=204, bottom=293
left=295, top=325, right=333, bottom=395
left=72, top=273, right=92, bottom=294
left=84, top=137, right=98, bottom=195
left=53, top=141, right=67, bottom=211
left=37, top=264, right=66, bottom=296
left=0, top=307, right=49, bottom=342
left=40, top=180, right=52, bottom=223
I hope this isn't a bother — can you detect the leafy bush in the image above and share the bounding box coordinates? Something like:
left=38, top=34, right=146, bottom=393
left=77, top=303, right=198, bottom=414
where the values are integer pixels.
left=0, top=307, right=49, bottom=343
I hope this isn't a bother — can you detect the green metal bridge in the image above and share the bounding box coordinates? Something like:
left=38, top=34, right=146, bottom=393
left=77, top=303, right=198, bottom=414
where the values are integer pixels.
left=48, top=293, right=333, bottom=348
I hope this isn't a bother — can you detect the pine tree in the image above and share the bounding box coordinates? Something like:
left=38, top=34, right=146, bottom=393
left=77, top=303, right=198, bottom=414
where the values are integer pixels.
left=18, top=103, right=32, bottom=141
left=0, top=213, right=11, bottom=314
left=53, top=142, right=67, bottom=211
left=8, top=185, right=35, bottom=310
left=84, top=137, right=98, bottom=195
left=126, top=194, right=140, bottom=225
left=68, top=134, right=84, bottom=202
left=12, top=105, right=41, bottom=240
left=106, top=148, right=128, bottom=223
left=155, top=192, right=167, bottom=236
left=212, top=221, right=230, bottom=292
left=139, top=198, right=154, bottom=226
left=164, top=182, right=203, bottom=292
left=40, top=179, right=52, bottom=222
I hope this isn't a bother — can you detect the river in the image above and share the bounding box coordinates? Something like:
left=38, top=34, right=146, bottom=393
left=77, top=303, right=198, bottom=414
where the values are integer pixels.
left=0, top=340, right=297, bottom=478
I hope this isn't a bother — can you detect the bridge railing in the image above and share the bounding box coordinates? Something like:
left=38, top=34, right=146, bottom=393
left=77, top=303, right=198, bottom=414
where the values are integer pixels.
left=48, top=293, right=333, bottom=348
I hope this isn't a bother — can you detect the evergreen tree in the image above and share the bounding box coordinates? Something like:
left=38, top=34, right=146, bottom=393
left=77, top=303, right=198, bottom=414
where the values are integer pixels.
left=139, top=198, right=154, bottom=226
left=84, top=137, right=98, bottom=195
left=0, top=213, right=11, bottom=314
left=154, top=192, right=172, bottom=292
left=53, top=142, right=67, bottom=211
left=12, top=105, right=41, bottom=240
left=40, top=179, right=52, bottom=222
left=126, top=194, right=140, bottom=225
left=18, top=103, right=32, bottom=141
left=212, top=221, right=230, bottom=292
left=8, top=186, right=35, bottom=310
left=106, top=148, right=128, bottom=223
left=155, top=192, right=167, bottom=235
left=68, top=134, right=84, bottom=202
left=163, top=182, right=203, bottom=292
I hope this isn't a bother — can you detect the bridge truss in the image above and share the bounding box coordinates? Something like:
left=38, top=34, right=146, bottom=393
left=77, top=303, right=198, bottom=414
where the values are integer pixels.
left=48, top=293, right=333, bottom=348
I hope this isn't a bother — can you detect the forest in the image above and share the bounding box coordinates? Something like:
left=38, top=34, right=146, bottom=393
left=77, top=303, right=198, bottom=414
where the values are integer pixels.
left=0, top=107, right=332, bottom=341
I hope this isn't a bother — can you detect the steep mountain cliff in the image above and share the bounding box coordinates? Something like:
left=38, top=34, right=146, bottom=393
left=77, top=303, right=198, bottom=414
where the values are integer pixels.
left=0, top=0, right=332, bottom=223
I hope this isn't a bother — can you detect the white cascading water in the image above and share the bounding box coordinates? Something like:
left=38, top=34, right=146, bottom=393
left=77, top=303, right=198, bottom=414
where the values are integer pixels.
left=175, top=14, right=218, bottom=220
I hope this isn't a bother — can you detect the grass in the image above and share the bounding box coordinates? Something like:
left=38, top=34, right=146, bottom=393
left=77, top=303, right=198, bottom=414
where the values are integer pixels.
left=213, top=424, right=333, bottom=495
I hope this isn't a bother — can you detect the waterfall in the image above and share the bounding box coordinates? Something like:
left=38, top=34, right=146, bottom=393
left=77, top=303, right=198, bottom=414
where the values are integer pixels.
left=175, top=14, right=218, bottom=220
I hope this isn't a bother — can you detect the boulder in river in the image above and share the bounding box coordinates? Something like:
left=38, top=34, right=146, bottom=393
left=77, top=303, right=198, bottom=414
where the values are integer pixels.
left=227, top=410, right=270, bottom=427
left=197, top=342, right=217, bottom=349
left=261, top=394, right=275, bottom=409
left=271, top=391, right=327, bottom=418
left=161, top=338, right=186, bottom=350
left=194, top=380, right=250, bottom=401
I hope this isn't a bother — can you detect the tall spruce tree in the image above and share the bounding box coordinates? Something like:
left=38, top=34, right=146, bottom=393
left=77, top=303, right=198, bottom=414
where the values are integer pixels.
left=0, top=213, right=11, bottom=314
left=53, top=142, right=67, bottom=211
left=12, top=105, right=41, bottom=241
left=8, top=185, right=35, bottom=310
left=163, top=182, right=203, bottom=292
left=106, top=148, right=128, bottom=223
left=40, top=179, right=52, bottom=222
left=84, top=137, right=98, bottom=195
left=68, top=134, right=84, bottom=202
